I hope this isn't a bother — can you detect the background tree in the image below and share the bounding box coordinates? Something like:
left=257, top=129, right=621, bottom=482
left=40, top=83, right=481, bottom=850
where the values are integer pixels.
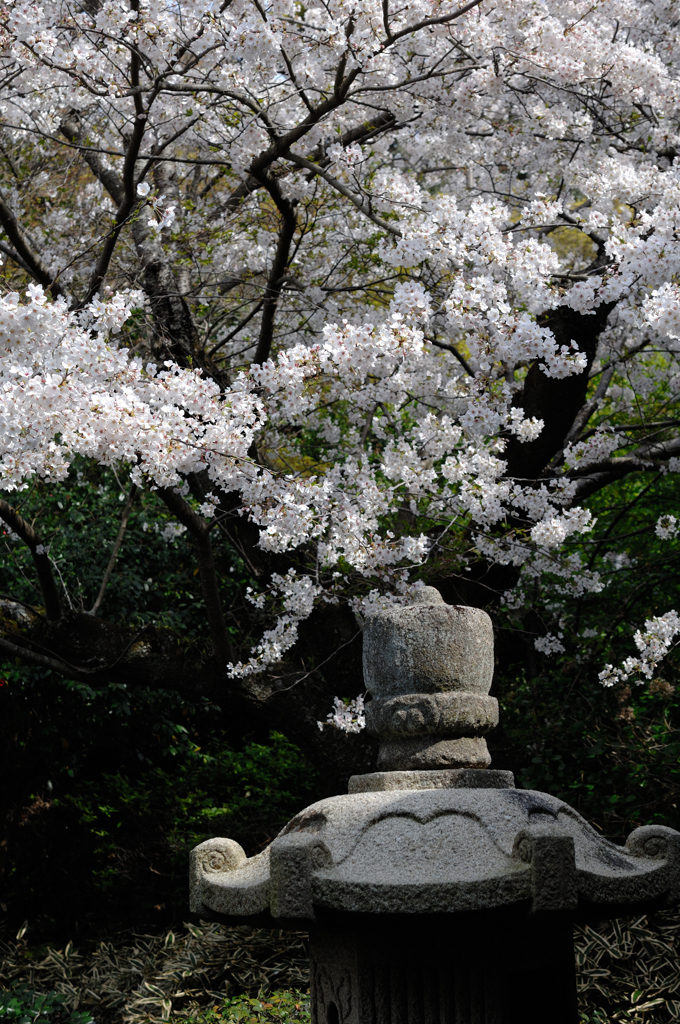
left=1, top=0, right=680, bottom=936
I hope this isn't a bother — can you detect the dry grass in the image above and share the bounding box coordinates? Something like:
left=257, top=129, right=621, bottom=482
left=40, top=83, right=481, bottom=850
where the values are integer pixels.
left=576, top=911, right=680, bottom=1022
left=2, top=911, right=680, bottom=1022
left=0, top=922, right=308, bottom=1023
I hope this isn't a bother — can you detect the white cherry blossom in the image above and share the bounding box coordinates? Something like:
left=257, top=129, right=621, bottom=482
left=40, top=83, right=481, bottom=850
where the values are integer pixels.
left=0, top=0, right=678, bottom=701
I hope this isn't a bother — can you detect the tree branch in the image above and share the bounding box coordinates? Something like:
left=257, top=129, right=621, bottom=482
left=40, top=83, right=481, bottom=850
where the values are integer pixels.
left=252, top=174, right=298, bottom=365
left=90, top=484, right=137, bottom=616
left=62, top=70, right=149, bottom=306
left=0, top=499, right=61, bottom=621
left=212, top=61, right=363, bottom=216
left=567, top=365, right=614, bottom=440
left=569, top=436, right=680, bottom=501
left=380, top=0, right=486, bottom=47
left=0, top=189, right=65, bottom=297
left=60, top=110, right=207, bottom=368
left=0, top=634, right=78, bottom=675
left=212, top=113, right=399, bottom=218
left=0, top=239, right=34, bottom=276
left=286, top=152, right=401, bottom=235
left=426, top=336, right=474, bottom=376
left=208, top=299, right=264, bottom=357
left=505, top=302, right=615, bottom=480
left=157, top=486, right=234, bottom=663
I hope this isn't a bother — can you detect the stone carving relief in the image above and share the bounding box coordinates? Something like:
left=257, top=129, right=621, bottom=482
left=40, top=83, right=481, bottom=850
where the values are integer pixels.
left=312, top=964, right=354, bottom=1024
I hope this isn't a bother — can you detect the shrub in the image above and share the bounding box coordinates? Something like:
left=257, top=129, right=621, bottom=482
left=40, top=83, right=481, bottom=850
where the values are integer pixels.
left=0, top=986, right=94, bottom=1024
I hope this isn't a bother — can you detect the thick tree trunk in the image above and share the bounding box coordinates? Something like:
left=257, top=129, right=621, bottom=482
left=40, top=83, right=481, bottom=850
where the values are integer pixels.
left=504, top=303, right=615, bottom=481
left=438, top=303, right=615, bottom=609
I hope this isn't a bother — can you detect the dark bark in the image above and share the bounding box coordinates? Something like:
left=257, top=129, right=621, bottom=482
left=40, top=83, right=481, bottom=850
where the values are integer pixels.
left=252, top=175, right=297, bottom=365
left=437, top=303, right=616, bottom=610
left=60, top=115, right=210, bottom=374
left=0, top=499, right=61, bottom=621
left=0, top=190, right=65, bottom=298
left=137, top=239, right=202, bottom=366
left=214, top=112, right=398, bottom=218
left=505, top=302, right=615, bottom=481
left=61, top=106, right=148, bottom=309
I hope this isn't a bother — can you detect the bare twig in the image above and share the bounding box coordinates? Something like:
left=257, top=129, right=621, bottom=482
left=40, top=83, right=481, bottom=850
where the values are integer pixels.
left=208, top=300, right=264, bottom=357
left=286, top=152, right=401, bottom=235
left=426, top=336, right=475, bottom=376
left=90, top=484, right=138, bottom=616
left=0, top=189, right=65, bottom=297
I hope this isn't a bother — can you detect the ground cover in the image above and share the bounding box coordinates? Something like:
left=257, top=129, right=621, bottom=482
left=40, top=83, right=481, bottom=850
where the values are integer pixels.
left=2, top=914, right=680, bottom=1023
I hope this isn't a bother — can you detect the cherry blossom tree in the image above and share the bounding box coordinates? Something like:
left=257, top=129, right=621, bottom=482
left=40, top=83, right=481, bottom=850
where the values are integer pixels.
left=0, top=0, right=679, bottom=771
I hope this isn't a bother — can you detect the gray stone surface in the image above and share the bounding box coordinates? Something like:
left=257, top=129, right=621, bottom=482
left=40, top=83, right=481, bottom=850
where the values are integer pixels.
left=362, top=586, right=496, bottom=771
left=363, top=587, right=494, bottom=698
left=189, top=837, right=269, bottom=917
left=270, top=833, right=333, bottom=920
left=376, top=734, right=491, bottom=771
left=513, top=830, right=578, bottom=912
left=191, top=787, right=680, bottom=922
left=365, top=692, right=498, bottom=737
left=191, top=588, right=680, bottom=924
left=348, top=768, right=515, bottom=793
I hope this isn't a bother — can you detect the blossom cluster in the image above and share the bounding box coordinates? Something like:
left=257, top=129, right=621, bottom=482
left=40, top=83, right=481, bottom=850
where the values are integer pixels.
left=656, top=515, right=679, bottom=541
left=317, top=696, right=366, bottom=735
left=0, top=0, right=679, bottom=702
left=229, top=570, right=322, bottom=677
left=599, top=611, right=680, bottom=688
left=0, top=285, right=264, bottom=491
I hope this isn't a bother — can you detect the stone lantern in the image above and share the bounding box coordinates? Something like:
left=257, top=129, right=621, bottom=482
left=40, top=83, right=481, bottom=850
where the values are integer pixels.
left=190, top=588, right=680, bottom=1024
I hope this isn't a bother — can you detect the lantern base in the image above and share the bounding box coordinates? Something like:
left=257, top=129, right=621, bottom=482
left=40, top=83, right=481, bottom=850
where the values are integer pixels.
left=309, top=911, right=578, bottom=1024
